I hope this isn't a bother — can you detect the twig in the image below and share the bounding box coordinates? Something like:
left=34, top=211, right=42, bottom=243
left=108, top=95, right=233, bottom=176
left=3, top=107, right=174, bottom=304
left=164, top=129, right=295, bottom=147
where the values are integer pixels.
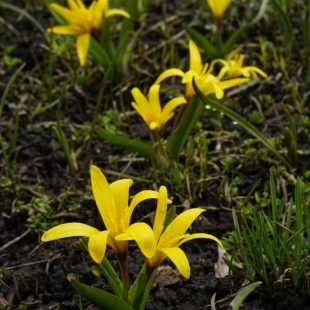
left=0, top=229, right=31, bottom=252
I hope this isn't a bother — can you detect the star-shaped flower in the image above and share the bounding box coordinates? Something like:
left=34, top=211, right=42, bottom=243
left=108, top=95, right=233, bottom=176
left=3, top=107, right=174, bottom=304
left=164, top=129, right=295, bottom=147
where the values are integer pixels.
left=47, top=0, right=130, bottom=66
left=155, top=40, right=249, bottom=100
left=131, top=85, right=186, bottom=131
left=42, top=165, right=161, bottom=263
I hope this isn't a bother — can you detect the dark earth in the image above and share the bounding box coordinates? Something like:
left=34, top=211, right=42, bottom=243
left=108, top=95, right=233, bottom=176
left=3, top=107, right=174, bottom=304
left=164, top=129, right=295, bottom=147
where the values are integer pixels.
left=1, top=0, right=310, bottom=309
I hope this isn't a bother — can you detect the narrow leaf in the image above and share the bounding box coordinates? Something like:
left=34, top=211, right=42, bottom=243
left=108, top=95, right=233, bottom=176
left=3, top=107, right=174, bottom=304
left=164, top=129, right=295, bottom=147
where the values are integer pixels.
left=99, top=256, right=123, bottom=299
left=168, top=96, right=205, bottom=161
left=228, top=282, right=261, bottom=310
left=70, top=280, right=134, bottom=310
left=0, top=63, right=25, bottom=119
left=183, top=24, right=217, bottom=60
left=97, top=128, right=155, bottom=161
left=89, top=38, right=111, bottom=69
left=250, top=0, right=270, bottom=25
left=192, top=79, right=292, bottom=169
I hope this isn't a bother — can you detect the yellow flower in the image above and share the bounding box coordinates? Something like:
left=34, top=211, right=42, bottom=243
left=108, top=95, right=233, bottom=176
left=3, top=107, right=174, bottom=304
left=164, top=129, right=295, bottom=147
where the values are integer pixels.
left=155, top=40, right=249, bottom=100
left=41, top=165, right=160, bottom=263
left=47, top=0, right=130, bottom=66
left=215, top=53, right=268, bottom=79
left=131, top=85, right=187, bottom=131
left=207, top=0, right=233, bottom=20
left=116, top=186, right=222, bottom=279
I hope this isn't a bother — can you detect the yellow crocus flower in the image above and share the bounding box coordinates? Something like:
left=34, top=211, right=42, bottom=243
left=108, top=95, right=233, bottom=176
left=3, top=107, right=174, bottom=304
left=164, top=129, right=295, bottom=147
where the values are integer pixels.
left=47, top=0, right=130, bottom=66
left=207, top=0, right=233, bottom=20
left=131, top=85, right=187, bottom=131
left=215, top=53, right=268, bottom=79
left=42, top=165, right=161, bottom=263
left=155, top=40, right=249, bottom=100
left=116, top=186, right=223, bottom=279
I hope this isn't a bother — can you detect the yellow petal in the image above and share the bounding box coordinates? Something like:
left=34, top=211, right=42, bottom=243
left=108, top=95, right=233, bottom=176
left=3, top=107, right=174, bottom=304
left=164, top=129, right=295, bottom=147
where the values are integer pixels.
left=76, top=0, right=87, bottom=10
left=153, top=186, right=169, bottom=243
left=124, top=190, right=159, bottom=227
left=181, top=70, right=199, bottom=84
left=167, top=208, right=205, bottom=240
left=154, top=69, right=185, bottom=85
left=91, top=165, right=116, bottom=230
left=132, top=101, right=149, bottom=126
left=106, top=9, right=130, bottom=19
left=47, top=25, right=82, bottom=35
left=97, top=0, right=109, bottom=15
left=76, top=33, right=90, bottom=66
left=242, top=67, right=267, bottom=78
left=132, top=87, right=149, bottom=113
left=50, top=3, right=78, bottom=24
left=189, top=40, right=202, bottom=74
left=110, top=179, right=133, bottom=224
left=161, top=247, right=190, bottom=279
left=148, top=85, right=161, bottom=116
left=217, top=78, right=249, bottom=91
left=207, top=82, right=224, bottom=99
left=150, top=122, right=159, bottom=130
left=41, top=223, right=100, bottom=241
left=161, top=97, right=187, bottom=122
left=207, top=0, right=232, bottom=19
left=217, top=66, right=229, bottom=80
left=67, top=0, right=79, bottom=12
left=88, top=230, right=110, bottom=263
left=177, top=233, right=223, bottom=248
left=116, top=223, right=156, bottom=258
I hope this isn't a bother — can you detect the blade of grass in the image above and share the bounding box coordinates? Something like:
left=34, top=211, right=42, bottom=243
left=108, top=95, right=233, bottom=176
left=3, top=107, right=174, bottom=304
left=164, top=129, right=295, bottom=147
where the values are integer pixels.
left=193, top=79, right=292, bottom=169
left=0, top=63, right=25, bottom=119
left=167, top=96, right=204, bottom=161
left=0, top=2, right=48, bottom=39
left=294, top=179, right=304, bottom=264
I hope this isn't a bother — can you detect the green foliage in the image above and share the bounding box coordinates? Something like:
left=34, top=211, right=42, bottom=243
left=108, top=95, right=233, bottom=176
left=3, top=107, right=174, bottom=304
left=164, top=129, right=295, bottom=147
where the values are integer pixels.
left=210, top=282, right=262, bottom=310
left=223, top=175, right=309, bottom=294
left=184, top=0, right=270, bottom=60
left=193, top=80, right=292, bottom=170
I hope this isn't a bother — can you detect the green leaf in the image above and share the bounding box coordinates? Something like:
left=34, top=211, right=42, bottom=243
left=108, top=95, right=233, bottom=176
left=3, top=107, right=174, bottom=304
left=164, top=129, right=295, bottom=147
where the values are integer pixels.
left=98, top=256, right=124, bottom=299
left=70, top=280, right=134, bottom=310
left=192, top=79, right=292, bottom=169
left=163, top=206, right=176, bottom=231
left=129, top=266, right=157, bottom=310
left=4, top=55, right=21, bottom=67
left=137, top=269, right=157, bottom=310
left=89, top=38, right=111, bottom=69
left=250, top=0, right=270, bottom=26
left=294, top=178, right=304, bottom=262
left=183, top=24, right=218, bottom=60
left=222, top=24, right=248, bottom=56
left=129, top=266, right=147, bottom=310
left=101, top=18, right=116, bottom=60
left=210, top=293, right=216, bottom=310
left=270, top=0, right=293, bottom=35
left=167, top=96, right=205, bottom=161
left=229, top=282, right=262, bottom=310
left=0, top=63, right=25, bottom=119
left=97, top=128, right=155, bottom=161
